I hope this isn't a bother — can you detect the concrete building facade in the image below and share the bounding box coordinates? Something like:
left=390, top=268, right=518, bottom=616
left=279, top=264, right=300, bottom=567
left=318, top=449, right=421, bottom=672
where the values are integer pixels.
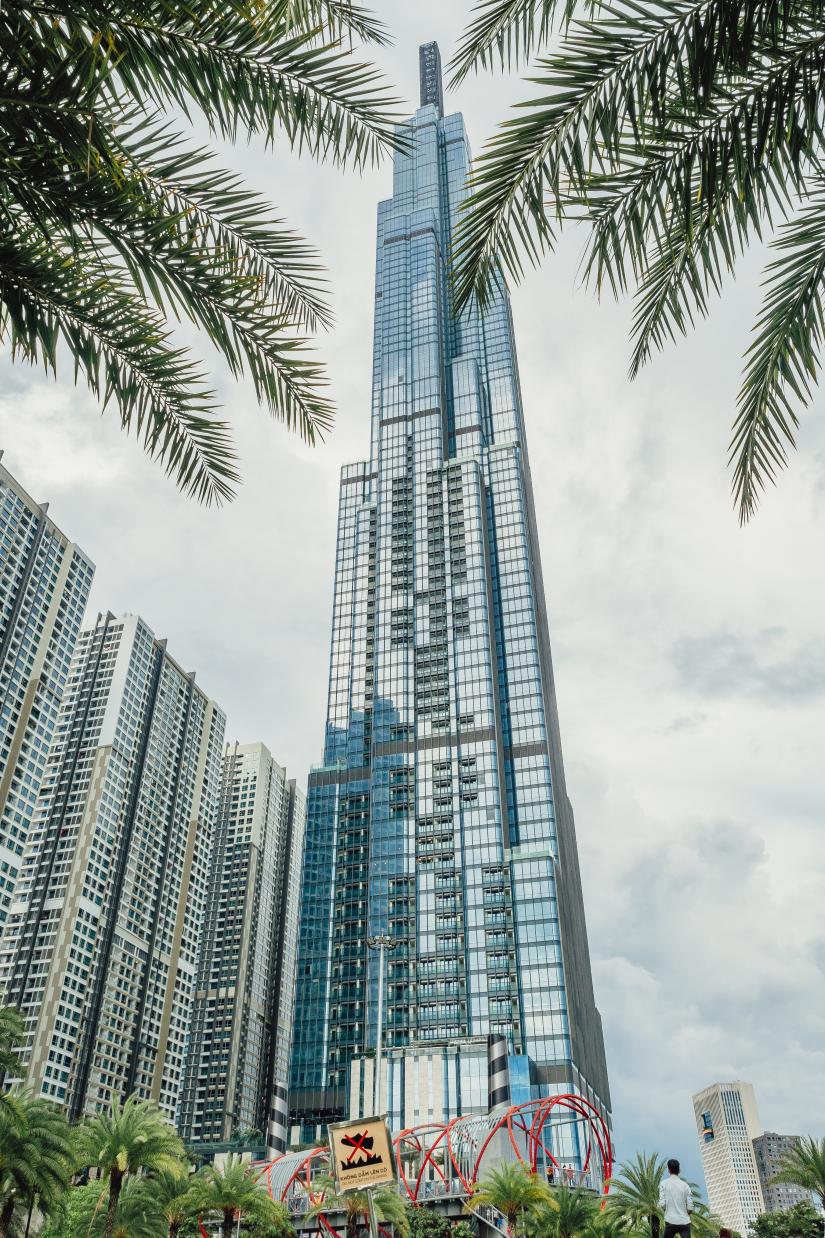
left=0, top=456, right=93, bottom=928
left=753, top=1132, right=818, bottom=1214
left=178, top=742, right=306, bottom=1153
left=0, top=612, right=225, bottom=1119
left=693, top=1081, right=765, bottom=1231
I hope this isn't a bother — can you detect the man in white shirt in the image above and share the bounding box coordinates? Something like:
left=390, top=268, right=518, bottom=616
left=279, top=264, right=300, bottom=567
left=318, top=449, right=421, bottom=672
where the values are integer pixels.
left=658, top=1158, right=694, bottom=1238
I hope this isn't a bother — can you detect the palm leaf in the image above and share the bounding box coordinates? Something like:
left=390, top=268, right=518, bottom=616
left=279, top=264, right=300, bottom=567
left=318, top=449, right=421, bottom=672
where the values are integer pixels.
left=0, top=220, right=239, bottom=505
left=449, top=0, right=575, bottom=85
left=0, top=0, right=401, bottom=499
left=732, top=176, right=825, bottom=519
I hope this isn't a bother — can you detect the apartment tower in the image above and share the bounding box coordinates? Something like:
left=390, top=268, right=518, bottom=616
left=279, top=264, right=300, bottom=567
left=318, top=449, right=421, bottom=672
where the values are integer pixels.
left=179, top=742, right=306, bottom=1153
left=0, top=612, right=225, bottom=1118
left=753, top=1133, right=818, bottom=1214
left=289, top=44, right=610, bottom=1148
left=694, top=1080, right=765, bottom=1232
left=0, top=456, right=94, bottom=928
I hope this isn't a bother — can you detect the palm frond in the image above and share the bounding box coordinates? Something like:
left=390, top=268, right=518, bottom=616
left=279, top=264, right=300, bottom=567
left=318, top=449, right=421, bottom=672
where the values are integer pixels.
left=0, top=221, right=239, bottom=505
left=453, top=1, right=825, bottom=310
left=579, top=31, right=825, bottom=300
left=24, top=3, right=405, bottom=167
left=280, top=0, right=393, bottom=46
left=731, top=177, right=825, bottom=519
left=0, top=0, right=404, bottom=499
left=449, top=0, right=573, bottom=85
left=769, top=1137, right=825, bottom=1205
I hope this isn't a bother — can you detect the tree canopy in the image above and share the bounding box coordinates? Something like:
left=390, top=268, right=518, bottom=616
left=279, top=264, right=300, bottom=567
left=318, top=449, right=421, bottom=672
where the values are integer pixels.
left=451, top=0, right=825, bottom=520
left=0, top=0, right=403, bottom=502
left=749, top=1201, right=825, bottom=1238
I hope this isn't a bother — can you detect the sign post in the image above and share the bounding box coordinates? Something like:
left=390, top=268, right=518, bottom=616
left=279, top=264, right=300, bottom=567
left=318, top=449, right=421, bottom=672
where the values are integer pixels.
left=328, top=1115, right=397, bottom=1238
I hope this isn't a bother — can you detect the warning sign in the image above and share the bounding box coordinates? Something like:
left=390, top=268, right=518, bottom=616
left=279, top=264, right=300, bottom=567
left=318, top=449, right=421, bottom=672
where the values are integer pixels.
left=328, top=1115, right=397, bottom=1193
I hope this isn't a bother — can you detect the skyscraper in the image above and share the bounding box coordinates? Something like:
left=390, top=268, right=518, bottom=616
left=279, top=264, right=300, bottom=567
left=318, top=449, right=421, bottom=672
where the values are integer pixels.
left=289, top=43, right=610, bottom=1144
left=179, top=742, right=306, bottom=1153
left=0, top=612, right=225, bottom=1119
left=693, top=1081, right=765, bottom=1232
left=753, top=1133, right=817, bottom=1214
left=0, top=455, right=94, bottom=929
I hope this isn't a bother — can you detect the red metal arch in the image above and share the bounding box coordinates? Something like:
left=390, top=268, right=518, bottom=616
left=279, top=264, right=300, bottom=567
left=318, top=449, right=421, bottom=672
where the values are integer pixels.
left=392, top=1095, right=612, bottom=1204
left=257, top=1094, right=613, bottom=1224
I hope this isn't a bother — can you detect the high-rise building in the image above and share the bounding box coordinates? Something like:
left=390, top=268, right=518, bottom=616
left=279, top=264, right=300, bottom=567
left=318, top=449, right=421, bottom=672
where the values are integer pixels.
left=0, top=455, right=94, bottom=928
left=289, top=43, right=610, bottom=1148
left=753, top=1132, right=818, bottom=1214
left=0, top=612, right=225, bottom=1119
left=178, top=742, right=306, bottom=1154
left=693, top=1081, right=765, bottom=1231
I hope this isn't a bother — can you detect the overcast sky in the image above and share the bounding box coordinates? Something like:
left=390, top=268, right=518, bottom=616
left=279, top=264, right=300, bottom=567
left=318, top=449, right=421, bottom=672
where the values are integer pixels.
left=1, top=0, right=823, bottom=1190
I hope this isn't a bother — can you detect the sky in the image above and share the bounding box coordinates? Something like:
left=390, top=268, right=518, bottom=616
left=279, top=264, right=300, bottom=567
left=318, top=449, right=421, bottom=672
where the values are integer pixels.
left=1, top=0, right=824, bottom=1192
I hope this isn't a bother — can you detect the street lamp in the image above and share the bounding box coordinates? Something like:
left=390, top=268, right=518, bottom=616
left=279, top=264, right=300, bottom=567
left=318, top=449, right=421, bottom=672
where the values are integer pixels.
left=366, top=933, right=396, bottom=1116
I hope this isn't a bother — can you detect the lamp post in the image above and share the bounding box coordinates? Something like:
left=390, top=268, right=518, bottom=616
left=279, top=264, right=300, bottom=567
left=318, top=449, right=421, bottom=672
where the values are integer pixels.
left=366, top=933, right=396, bottom=1116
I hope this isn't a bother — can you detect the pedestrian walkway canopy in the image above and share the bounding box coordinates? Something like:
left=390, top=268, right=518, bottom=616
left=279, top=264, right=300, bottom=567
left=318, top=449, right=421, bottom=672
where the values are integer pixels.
left=257, top=1095, right=613, bottom=1216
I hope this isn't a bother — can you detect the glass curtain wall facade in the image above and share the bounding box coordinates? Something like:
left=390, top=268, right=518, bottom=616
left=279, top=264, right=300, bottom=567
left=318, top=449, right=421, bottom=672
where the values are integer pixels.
left=0, top=612, right=225, bottom=1120
left=179, top=742, right=306, bottom=1153
left=290, top=43, right=610, bottom=1143
left=0, top=456, right=94, bottom=929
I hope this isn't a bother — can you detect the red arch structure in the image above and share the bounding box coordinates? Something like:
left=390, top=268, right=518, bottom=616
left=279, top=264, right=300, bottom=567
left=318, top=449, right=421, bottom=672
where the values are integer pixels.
left=393, top=1095, right=612, bottom=1203
left=257, top=1094, right=612, bottom=1225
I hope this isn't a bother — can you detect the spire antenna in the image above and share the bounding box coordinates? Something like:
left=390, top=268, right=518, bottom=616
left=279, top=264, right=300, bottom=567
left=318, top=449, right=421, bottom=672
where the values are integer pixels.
left=419, top=42, right=444, bottom=116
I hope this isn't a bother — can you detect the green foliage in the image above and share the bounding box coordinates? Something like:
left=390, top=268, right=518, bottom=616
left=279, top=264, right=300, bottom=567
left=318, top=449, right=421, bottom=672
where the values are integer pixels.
left=526, top=1186, right=597, bottom=1238
left=451, top=0, right=825, bottom=519
left=147, top=1168, right=202, bottom=1238
left=603, top=1152, right=665, bottom=1236
left=0, top=1093, right=74, bottom=1235
left=307, top=1174, right=410, bottom=1238
left=247, top=1204, right=297, bottom=1238
left=0, top=1004, right=24, bottom=1080
left=689, top=1197, right=727, bottom=1238
left=749, top=1201, right=825, bottom=1238
left=74, top=1095, right=186, bottom=1238
left=188, top=1155, right=291, bottom=1238
left=771, top=1138, right=825, bottom=1209
left=410, top=1205, right=452, bottom=1238
left=0, top=1, right=403, bottom=503
left=452, top=1222, right=478, bottom=1238
left=41, top=1177, right=167, bottom=1238
left=468, top=1162, right=558, bottom=1236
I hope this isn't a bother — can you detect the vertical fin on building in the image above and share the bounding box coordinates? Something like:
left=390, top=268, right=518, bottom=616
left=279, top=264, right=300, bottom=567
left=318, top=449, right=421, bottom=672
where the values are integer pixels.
left=268, top=1082, right=289, bottom=1156
left=487, top=1034, right=511, bottom=1110
left=419, top=42, right=444, bottom=116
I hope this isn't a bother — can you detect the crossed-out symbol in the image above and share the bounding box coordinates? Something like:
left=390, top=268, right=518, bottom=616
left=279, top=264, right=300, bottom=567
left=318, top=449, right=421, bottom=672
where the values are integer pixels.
left=342, top=1131, right=375, bottom=1164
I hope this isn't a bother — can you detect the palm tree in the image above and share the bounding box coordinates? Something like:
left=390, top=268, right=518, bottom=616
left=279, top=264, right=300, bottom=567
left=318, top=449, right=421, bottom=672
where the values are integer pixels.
left=53, top=1177, right=167, bottom=1238
left=468, top=1163, right=557, bottom=1238
left=0, top=1003, right=24, bottom=1080
left=0, top=1093, right=74, bottom=1236
left=247, top=1207, right=296, bottom=1238
left=149, top=1168, right=199, bottom=1238
left=526, top=1187, right=597, bottom=1238
left=604, top=1153, right=665, bottom=1238
left=687, top=1199, right=725, bottom=1238
left=73, top=1094, right=186, bottom=1238
left=190, top=1155, right=291, bottom=1238
left=307, top=1173, right=410, bottom=1238
left=771, top=1136, right=825, bottom=1210
left=451, top=0, right=825, bottom=520
left=0, top=2, right=403, bottom=504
